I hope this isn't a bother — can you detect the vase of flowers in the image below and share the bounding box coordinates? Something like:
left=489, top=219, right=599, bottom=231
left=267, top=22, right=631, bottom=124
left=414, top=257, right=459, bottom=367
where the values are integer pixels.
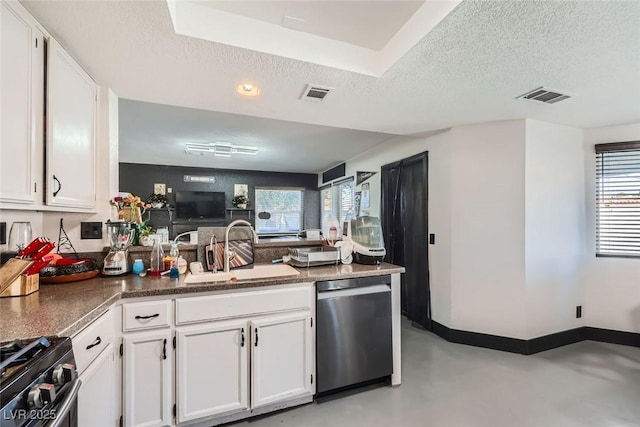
left=232, top=194, right=249, bottom=209
left=109, top=194, right=151, bottom=224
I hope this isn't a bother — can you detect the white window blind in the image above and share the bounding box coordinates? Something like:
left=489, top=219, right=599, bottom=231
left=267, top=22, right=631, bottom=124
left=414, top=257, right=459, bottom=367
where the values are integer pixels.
left=595, top=141, right=640, bottom=257
left=255, top=188, right=304, bottom=234
left=320, top=178, right=355, bottom=231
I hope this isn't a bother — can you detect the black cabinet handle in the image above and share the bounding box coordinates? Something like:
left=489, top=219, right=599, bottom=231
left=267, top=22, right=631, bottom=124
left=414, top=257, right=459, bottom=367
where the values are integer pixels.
left=162, top=338, right=167, bottom=360
left=85, top=336, right=101, bottom=350
left=241, top=328, right=245, bottom=347
left=53, top=175, right=62, bottom=197
left=254, top=328, right=258, bottom=347
left=135, top=313, right=159, bottom=320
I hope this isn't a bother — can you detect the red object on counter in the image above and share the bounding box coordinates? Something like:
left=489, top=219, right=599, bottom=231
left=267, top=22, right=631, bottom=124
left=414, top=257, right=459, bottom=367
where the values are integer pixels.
left=15, top=238, right=56, bottom=275
left=30, top=242, right=56, bottom=260
left=17, top=237, right=50, bottom=258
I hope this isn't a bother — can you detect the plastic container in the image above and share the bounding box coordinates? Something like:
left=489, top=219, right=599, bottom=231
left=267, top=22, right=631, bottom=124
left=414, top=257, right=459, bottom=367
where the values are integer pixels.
left=177, top=256, right=188, bottom=275
left=132, top=259, right=145, bottom=275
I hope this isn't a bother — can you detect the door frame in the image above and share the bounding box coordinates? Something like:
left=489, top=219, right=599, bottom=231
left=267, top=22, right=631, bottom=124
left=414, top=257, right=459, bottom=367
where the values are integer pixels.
left=381, top=151, right=431, bottom=329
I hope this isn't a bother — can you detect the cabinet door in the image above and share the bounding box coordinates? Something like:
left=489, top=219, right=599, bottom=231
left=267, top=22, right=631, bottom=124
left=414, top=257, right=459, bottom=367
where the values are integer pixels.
left=124, top=331, right=172, bottom=427
left=0, top=1, right=43, bottom=204
left=251, top=311, right=313, bottom=409
left=46, top=37, right=96, bottom=208
left=176, top=320, right=248, bottom=423
left=78, top=344, right=117, bottom=427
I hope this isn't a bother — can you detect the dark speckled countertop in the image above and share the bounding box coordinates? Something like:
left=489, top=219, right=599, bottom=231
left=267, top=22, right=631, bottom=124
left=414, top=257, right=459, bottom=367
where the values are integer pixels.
left=0, top=263, right=404, bottom=342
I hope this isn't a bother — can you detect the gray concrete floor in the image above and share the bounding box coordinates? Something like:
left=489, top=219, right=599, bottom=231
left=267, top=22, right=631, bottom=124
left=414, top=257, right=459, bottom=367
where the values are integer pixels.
left=234, top=318, right=640, bottom=427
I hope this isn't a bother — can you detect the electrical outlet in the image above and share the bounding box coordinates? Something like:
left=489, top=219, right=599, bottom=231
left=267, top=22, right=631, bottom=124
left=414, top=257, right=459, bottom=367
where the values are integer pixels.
left=154, top=183, right=166, bottom=195
left=81, top=222, right=103, bottom=239
left=167, top=187, right=172, bottom=194
left=0, top=222, right=6, bottom=244
left=576, top=306, right=582, bottom=319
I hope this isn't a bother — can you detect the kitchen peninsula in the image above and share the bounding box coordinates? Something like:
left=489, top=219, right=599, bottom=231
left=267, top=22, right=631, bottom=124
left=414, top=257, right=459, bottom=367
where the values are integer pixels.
left=0, top=262, right=404, bottom=427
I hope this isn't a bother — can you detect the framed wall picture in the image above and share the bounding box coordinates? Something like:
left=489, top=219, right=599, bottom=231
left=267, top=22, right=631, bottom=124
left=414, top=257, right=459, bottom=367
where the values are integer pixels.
left=355, top=191, right=362, bottom=217
left=234, top=184, right=248, bottom=197
left=361, top=183, right=370, bottom=208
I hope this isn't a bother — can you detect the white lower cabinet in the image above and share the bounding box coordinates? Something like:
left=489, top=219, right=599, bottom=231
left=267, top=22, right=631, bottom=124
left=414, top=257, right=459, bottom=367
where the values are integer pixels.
left=251, top=312, right=313, bottom=409
left=121, top=283, right=314, bottom=427
left=176, top=320, right=248, bottom=423
left=72, top=308, right=119, bottom=427
left=78, top=344, right=117, bottom=427
left=124, top=330, right=173, bottom=427
left=175, top=311, right=313, bottom=424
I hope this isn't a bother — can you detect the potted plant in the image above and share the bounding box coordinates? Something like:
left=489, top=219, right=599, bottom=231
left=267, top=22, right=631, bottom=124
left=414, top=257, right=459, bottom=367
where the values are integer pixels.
left=147, top=193, right=168, bottom=209
left=135, top=220, right=155, bottom=246
left=232, top=194, right=249, bottom=209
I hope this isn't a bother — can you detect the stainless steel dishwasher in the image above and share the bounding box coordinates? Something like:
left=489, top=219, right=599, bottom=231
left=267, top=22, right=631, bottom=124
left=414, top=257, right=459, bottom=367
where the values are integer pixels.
left=316, top=275, right=393, bottom=395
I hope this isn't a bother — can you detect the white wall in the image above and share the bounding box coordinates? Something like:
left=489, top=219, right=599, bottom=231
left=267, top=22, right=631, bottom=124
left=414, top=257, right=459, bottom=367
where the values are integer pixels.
left=333, top=118, right=638, bottom=339
left=449, top=120, right=528, bottom=338
left=524, top=120, right=586, bottom=338
left=583, top=123, right=640, bottom=333
left=342, top=130, right=453, bottom=326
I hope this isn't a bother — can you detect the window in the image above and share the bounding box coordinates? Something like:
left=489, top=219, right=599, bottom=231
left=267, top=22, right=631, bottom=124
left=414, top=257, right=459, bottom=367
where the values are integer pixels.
left=255, top=187, right=304, bottom=234
left=320, top=177, right=355, bottom=232
left=596, top=141, right=640, bottom=257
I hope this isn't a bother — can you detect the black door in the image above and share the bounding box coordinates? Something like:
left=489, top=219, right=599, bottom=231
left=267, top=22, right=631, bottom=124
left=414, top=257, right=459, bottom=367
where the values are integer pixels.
left=381, top=152, right=431, bottom=330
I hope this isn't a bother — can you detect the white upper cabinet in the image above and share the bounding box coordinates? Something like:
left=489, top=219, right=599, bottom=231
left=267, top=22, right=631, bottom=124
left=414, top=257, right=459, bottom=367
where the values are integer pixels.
left=0, top=1, right=44, bottom=204
left=46, top=38, right=97, bottom=208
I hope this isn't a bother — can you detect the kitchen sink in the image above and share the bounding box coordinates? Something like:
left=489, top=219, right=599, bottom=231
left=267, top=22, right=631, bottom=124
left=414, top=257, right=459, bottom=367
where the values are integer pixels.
left=183, top=263, right=300, bottom=284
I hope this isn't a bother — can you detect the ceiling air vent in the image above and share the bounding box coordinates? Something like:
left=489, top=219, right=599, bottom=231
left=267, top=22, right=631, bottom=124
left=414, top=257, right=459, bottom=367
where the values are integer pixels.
left=516, top=87, right=572, bottom=104
left=300, top=84, right=333, bottom=102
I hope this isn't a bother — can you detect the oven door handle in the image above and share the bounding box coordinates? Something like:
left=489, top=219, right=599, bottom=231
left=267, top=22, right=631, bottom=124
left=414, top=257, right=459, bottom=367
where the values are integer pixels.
left=48, top=378, right=82, bottom=427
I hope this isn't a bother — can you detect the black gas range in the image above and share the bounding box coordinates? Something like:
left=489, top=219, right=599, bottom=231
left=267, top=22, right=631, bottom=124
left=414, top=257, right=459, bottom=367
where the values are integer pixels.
left=0, top=337, right=80, bottom=427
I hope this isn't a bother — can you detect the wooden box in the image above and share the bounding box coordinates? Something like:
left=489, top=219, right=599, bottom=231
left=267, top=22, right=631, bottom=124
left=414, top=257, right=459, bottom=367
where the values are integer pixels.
left=0, top=274, right=39, bottom=298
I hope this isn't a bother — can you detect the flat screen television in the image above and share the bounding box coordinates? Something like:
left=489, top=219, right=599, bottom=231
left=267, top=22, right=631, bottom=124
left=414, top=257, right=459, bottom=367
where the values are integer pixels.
left=175, top=191, right=226, bottom=220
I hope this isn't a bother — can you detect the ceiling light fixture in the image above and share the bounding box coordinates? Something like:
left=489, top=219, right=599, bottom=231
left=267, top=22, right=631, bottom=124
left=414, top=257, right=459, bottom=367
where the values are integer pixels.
left=185, top=143, right=258, bottom=157
left=236, top=83, right=260, bottom=97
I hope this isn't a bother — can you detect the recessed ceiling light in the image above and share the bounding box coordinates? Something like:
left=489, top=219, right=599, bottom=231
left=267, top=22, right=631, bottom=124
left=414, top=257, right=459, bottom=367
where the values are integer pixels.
left=236, top=83, right=260, bottom=97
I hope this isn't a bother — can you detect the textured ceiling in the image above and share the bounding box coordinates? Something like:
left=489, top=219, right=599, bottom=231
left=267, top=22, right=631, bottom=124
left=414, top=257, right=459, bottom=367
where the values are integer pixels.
left=20, top=0, right=640, bottom=172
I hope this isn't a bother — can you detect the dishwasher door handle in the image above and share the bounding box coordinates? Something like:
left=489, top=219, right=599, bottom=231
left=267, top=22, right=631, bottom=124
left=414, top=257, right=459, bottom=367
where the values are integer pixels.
left=317, top=284, right=390, bottom=300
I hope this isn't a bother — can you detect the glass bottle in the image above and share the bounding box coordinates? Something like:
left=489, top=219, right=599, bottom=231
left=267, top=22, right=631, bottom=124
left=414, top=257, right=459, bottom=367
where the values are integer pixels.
left=169, top=243, right=179, bottom=279
left=149, top=236, right=164, bottom=277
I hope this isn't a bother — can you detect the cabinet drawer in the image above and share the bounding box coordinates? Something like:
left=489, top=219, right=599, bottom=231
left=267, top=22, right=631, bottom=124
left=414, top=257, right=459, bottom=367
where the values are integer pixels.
left=123, top=300, right=172, bottom=331
left=72, top=309, right=114, bottom=375
left=176, top=284, right=313, bottom=325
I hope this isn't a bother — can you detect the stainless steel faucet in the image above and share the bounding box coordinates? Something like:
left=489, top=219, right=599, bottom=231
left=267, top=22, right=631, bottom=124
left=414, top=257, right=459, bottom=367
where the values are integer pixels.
left=224, top=220, right=259, bottom=272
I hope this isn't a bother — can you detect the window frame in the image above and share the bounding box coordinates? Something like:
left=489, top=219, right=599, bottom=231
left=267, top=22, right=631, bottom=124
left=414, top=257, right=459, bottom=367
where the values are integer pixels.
left=254, top=186, right=305, bottom=236
left=595, top=140, right=640, bottom=258
left=320, top=177, right=355, bottom=232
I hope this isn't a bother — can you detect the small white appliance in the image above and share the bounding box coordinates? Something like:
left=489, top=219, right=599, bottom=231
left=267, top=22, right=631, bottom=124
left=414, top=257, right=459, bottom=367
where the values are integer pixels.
left=103, top=222, right=135, bottom=275
left=342, top=216, right=386, bottom=265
